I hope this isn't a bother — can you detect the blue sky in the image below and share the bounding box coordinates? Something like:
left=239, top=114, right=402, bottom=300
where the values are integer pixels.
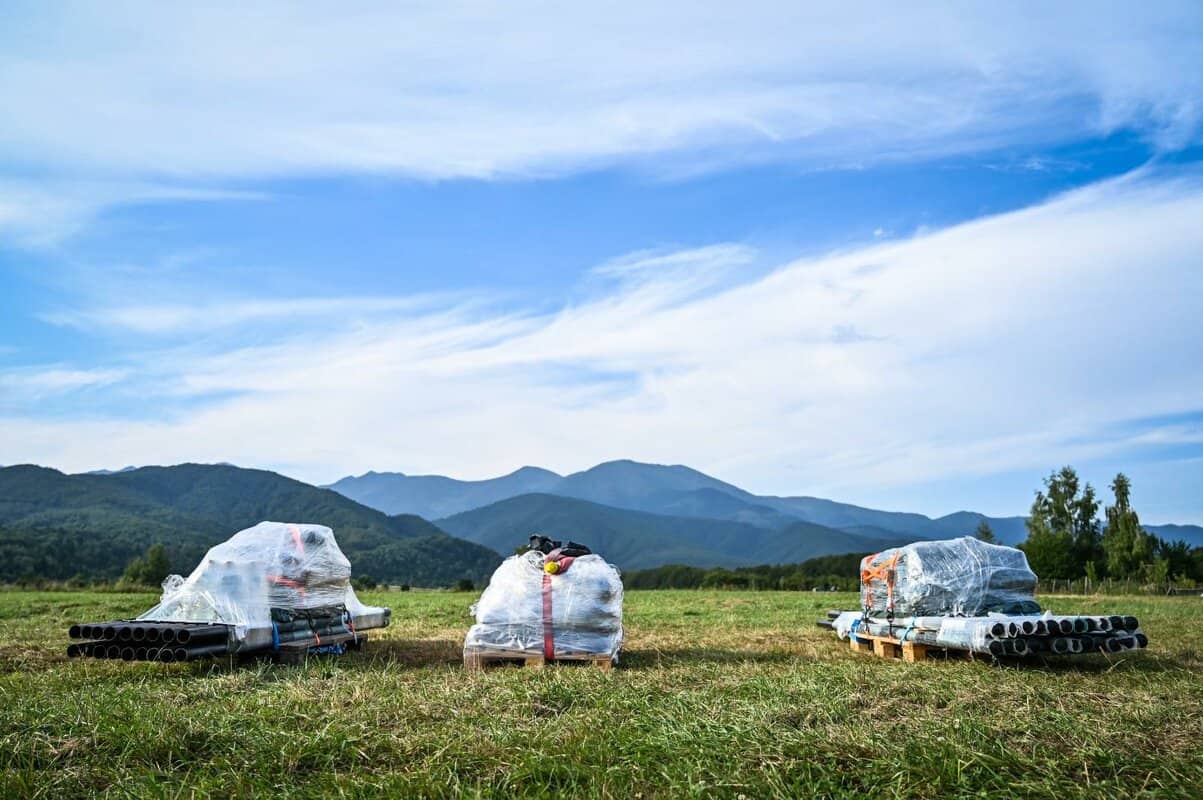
left=1, top=3, right=1202, bottom=523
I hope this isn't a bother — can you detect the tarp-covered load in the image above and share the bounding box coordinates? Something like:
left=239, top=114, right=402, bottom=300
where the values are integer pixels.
left=860, top=536, right=1039, bottom=618
left=137, top=521, right=389, bottom=649
left=464, top=539, right=623, bottom=661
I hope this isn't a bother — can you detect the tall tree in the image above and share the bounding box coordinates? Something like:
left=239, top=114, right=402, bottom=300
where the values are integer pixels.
left=1102, top=473, right=1154, bottom=579
left=1020, top=502, right=1076, bottom=579
left=1020, top=466, right=1101, bottom=579
left=121, top=543, right=172, bottom=587
left=973, top=520, right=996, bottom=543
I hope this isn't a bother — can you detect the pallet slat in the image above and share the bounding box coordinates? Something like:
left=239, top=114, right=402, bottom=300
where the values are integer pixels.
left=463, top=649, right=614, bottom=671
left=849, top=632, right=973, bottom=662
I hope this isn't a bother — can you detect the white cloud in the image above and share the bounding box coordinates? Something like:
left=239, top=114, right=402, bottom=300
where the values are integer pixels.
left=4, top=168, right=1201, bottom=504
left=0, top=179, right=263, bottom=248
left=40, top=294, right=469, bottom=335
left=0, top=367, right=129, bottom=396
left=1, top=4, right=1199, bottom=245
left=0, top=4, right=1199, bottom=183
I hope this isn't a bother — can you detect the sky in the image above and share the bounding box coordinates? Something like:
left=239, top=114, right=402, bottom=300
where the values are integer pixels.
left=1, top=3, right=1202, bottom=523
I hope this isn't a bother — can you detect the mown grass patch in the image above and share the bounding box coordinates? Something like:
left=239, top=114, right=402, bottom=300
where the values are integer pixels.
left=1, top=589, right=1201, bottom=798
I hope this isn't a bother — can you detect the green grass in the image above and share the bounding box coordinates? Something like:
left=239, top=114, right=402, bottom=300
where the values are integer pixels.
left=2, top=590, right=1202, bottom=798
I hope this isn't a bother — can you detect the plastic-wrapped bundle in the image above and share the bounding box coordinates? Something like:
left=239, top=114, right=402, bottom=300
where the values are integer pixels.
left=138, top=521, right=385, bottom=646
left=464, top=551, right=623, bottom=659
left=860, top=536, right=1039, bottom=618
left=828, top=610, right=1148, bottom=657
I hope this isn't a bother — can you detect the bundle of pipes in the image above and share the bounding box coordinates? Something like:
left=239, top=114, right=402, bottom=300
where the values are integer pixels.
left=821, top=610, right=1149, bottom=658
left=66, top=606, right=390, bottom=663
left=66, top=621, right=233, bottom=662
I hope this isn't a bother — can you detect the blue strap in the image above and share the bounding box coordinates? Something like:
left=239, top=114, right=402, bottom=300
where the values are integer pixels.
left=899, top=620, right=916, bottom=642
left=271, top=621, right=280, bottom=651
left=851, top=617, right=864, bottom=641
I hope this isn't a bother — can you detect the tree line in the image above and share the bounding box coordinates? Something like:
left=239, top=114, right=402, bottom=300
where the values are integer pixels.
left=622, top=553, right=866, bottom=591
left=1017, top=467, right=1203, bottom=584
left=623, top=468, right=1203, bottom=591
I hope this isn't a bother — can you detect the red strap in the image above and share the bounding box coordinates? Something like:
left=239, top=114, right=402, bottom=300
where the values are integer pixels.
left=542, top=571, right=554, bottom=660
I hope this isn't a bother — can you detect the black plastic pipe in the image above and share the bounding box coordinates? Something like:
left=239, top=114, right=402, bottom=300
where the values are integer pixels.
left=179, top=642, right=232, bottom=661
left=173, top=625, right=229, bottom=646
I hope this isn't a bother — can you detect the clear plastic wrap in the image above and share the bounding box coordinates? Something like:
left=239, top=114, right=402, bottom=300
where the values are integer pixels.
left=138, top=521, right=386, bottom=644
left=860, top=536, right=1039, bottom=618
left=831, top=611, right=1147, bottom=656
left=464, top=551, right=623, bottom=659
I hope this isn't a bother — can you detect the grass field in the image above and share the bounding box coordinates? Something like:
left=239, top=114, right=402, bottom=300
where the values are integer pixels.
left=2, top=590, right=1202, bottom=798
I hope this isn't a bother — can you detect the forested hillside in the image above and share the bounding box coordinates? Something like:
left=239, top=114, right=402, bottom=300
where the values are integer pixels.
left=436, top=492, right=896, bottom=570
left=0, top=464, right=501, bottom=585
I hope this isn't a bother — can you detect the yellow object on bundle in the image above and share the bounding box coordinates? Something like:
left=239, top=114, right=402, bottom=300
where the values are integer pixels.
left=544, top=561, right=560, bottom=574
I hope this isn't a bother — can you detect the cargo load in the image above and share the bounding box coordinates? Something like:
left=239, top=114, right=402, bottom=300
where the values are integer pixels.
left=860, top=536, right=1040, bottom=618
left=68, top=521, right=390, bottom=663
left=464, top=535, right=623, bottom=668
left=819, top=537, right=1148, bottom=663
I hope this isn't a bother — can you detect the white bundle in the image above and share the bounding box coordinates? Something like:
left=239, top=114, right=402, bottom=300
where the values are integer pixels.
left=464, top=551, right=623, bottom=659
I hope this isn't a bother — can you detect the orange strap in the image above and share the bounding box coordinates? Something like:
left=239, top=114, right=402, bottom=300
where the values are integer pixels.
left=266, top=574, right=309, bottom=599
left=288, top=524, right=306, bottom=556
left=860, top=551, right=900, bottom=611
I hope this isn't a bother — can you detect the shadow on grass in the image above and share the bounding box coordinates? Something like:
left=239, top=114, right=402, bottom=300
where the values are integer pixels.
left=356, top=638, right=464, bottom=667
left=1005, top=650, right=1203, bottom=674
left=618, top=647, right=801, bottom=670
left=170, top=638, right=466, bottom=676
left=170, top=639, right=1199, bottom=676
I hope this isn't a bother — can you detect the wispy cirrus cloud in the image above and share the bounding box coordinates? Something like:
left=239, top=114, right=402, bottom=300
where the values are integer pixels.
left=0, top=366, right=129, bottom=400
left=0, top=4, right=1201, bottom=245
left=4, top=167, right=1202, bottom=520
left=39, top=294, right=472, bottom=335
left=0, top=179, right=265, bottom=248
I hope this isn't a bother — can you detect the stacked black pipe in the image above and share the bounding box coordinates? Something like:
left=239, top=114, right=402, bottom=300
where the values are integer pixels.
left=66, top=621, right=232, bottom=662
left=67, top=608, right=357, bottom=663
left=268, top=607, right=358, bottom=647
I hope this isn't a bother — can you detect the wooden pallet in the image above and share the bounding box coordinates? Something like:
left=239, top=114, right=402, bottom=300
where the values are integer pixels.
left=463, top=648, right=614, bottom=672
left=849, top=633, right=973, bottom=663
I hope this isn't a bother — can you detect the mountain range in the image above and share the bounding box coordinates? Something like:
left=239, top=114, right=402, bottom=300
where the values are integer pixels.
left=4, top=459, right=1199, bottom=585
left=330, top=459, right=1203, bottom=561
